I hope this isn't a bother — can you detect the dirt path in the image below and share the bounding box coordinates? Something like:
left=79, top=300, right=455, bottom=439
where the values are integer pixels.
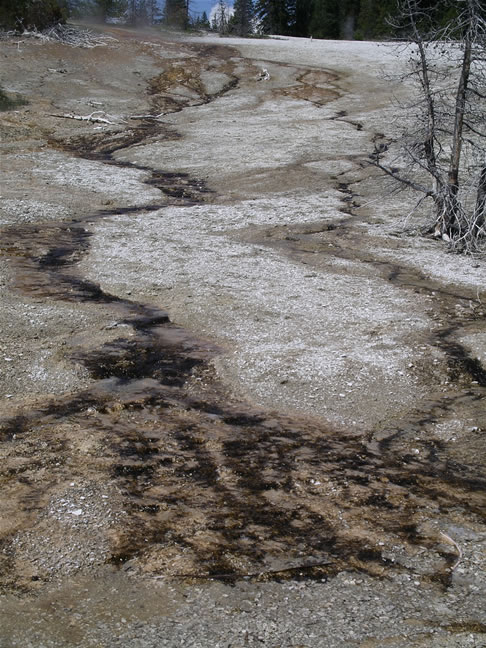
left=0, top=25, right=486, bottom=647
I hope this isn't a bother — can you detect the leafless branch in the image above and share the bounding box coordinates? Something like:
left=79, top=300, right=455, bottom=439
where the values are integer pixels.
left=50, top=111, right=119, bottom=125
left=367, top=157, right=432, bottom=195
left=9, top=25, right=118, bottom=48
left=378, top=0, right=486, bottom=253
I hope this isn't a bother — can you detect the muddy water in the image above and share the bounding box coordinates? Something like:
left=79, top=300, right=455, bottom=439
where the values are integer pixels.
left=1, top=43, right=486, bottom=598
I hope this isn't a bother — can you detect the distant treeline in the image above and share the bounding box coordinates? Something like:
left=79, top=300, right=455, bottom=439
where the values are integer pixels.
left=254, top=0, right=484, bottom=39
left=0, top=0, right=68, bottom=30
left=1, top=0, right=483, bottom=39
left=0, top=0, right=159, bottom=30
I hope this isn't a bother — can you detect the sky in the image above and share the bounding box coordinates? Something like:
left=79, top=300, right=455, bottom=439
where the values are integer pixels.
left=190, top=0, right=218, bottom=19
left=154, top=1, right=233, bottom=22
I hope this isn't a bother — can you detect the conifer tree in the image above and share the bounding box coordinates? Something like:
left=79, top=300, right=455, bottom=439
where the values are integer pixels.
left=232, top=0, right=254, bottom=36
left=293, top=0, right=313, bottom=37
left=309, top=0, right=339, bottom=38
left=200, top=10, right=210, bottom=27
left=164, top=0, right=189, bottom=28
left=0, top=0, right=67, bottom=30
left=96, top=0, right=127, bottom=22
left=255, top=0, right=292, bottom=34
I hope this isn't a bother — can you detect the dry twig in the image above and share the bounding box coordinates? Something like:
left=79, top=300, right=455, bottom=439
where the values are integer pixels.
left=50, top=111, right=119, bottom=125
left=439, top=530, right=463, bottom=570
left=1, top=25, right=118, bottom=49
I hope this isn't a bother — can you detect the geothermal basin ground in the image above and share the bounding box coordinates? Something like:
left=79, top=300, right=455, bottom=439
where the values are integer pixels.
left=0, top=24, right=486, bottom=647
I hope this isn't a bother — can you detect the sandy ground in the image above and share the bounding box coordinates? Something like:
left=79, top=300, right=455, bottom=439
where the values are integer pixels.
left=0, top=25, right=486, bottom=647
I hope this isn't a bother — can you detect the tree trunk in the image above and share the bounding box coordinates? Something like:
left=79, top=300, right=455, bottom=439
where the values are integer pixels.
left=417, top=38, right=439, bottom=182
left=448, top=31, right=472, bottom=191
left=474, top=165, right=486, bottom=234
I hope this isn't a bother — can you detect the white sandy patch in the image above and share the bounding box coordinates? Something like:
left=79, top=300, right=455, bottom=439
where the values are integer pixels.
left=0, top=199, right=71, bottom=225
left=458, top=331, right=486, bottom=363
left=363, top=220, right=486, bottom=293
left=25, top=151, right=161, bottom=205
left=81, top=193, right=432, bottom=426
left=122, top=105, right=370, bottom=182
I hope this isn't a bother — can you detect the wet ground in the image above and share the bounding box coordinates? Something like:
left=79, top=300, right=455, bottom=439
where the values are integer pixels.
left=0, top=24, right=486, bottom=647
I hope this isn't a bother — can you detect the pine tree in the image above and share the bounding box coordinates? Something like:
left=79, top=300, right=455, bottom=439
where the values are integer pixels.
left=200, top=10, right=210, bottom=27
left=256, top=0, right=292, bottom=34
left=293, top=0, right=313, bottom=37
left=231, top=0, right=255, bottom=35
left=0, top=0, right=67, bottom=30
left=98, top=0, right=128, bottom=22
left=309, top=0, right=339, bottom=38
left=164, top=0, right=189, bottom=28
left=355, top=0, right=397, bottom=39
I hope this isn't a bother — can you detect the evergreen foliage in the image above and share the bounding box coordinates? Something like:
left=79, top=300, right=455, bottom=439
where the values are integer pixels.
left=248, top=0, right=479, bottom=40
left=95, top=0, right=127, bottom=22
left=309, top=0, right=340, bottom=38
left=194, top=10, right=210, bottom=28
left=163, top=0, right=189, bottom=28
left=5, top=0, right=477, bottom=42
left=0, top=0, right=67, bottom=30
left=255, top=0, right=292, bottom=34
left=355, top=0, right=397, bottom=39
left=231, top=0, right=254, bottom=35
left=293, top=0, right=313, bottom=36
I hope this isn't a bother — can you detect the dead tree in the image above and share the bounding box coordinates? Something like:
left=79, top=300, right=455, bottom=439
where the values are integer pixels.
left=213, top=0, right=229, bottom=34
left=371, top=0, right=486, bottom=253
